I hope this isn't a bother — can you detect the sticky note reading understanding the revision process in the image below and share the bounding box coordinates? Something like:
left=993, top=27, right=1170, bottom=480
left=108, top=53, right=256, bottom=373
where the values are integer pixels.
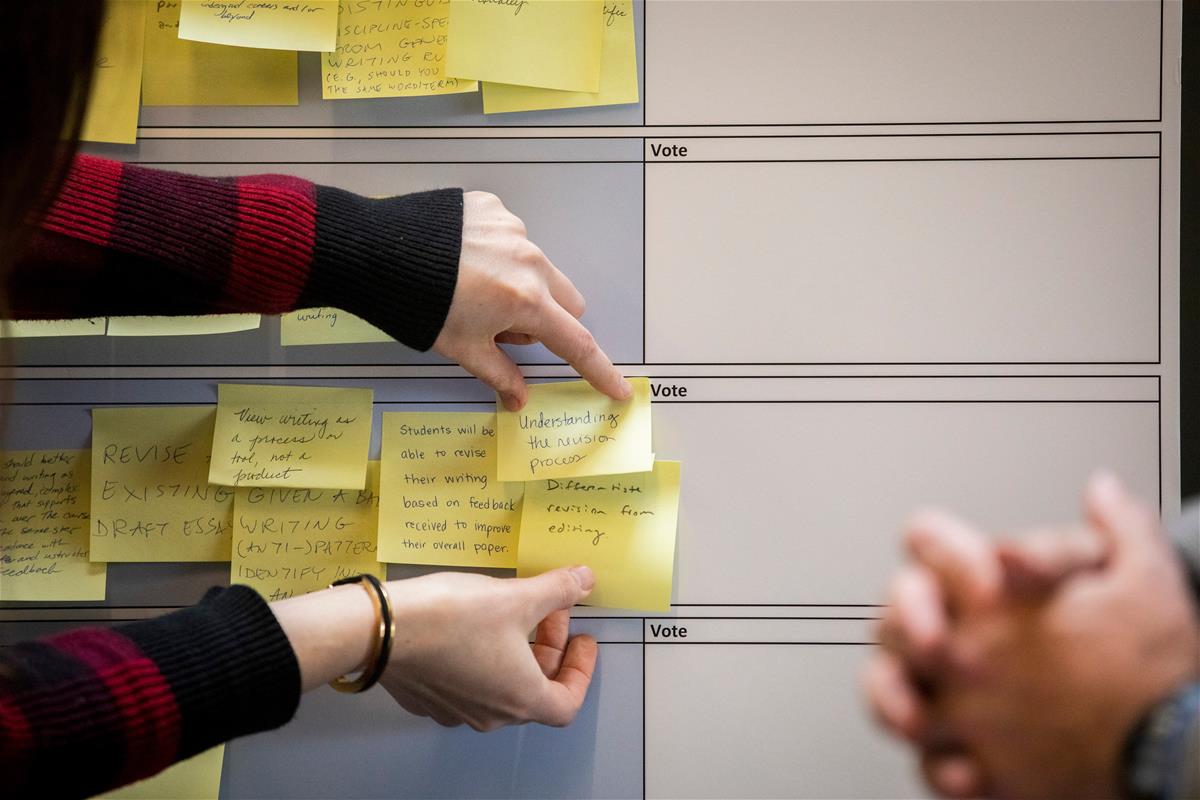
left=446, top=0, right=603, bottom=92
left=91, top=407, right=232, bottom=562
left=0, top=450, right=105, bottom=601
left=106, top=315, right=261, bottom=337
left=484, top=0, right=637, bottom=114
left=81, top=0, right=146, bottom=144
left=179, top=0, right=338, bottom=52
left=280, top=308, right=393, bottom=346
left=143, top=1, right=297, bottom=106
left=496, top=377, right=652, bottom=482
left=210, top=384, right=373, bottom=489
left=379, top=413, right=522, bottom=568
left=233, top=463, right=385, bottom=601
left=322, top=0, right=477, bottom=99
left=518, top=461, right=680, bottom=612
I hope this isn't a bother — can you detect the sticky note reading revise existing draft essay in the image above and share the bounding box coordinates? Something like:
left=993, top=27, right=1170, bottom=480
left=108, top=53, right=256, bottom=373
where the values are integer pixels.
left=210, top=384, right=373, bottom=489
left=484, top=0, right=637, bottom=114
left=233, top=463, right=385, bottom=601
left=81, top=0, right=146, bottom=144
left=143, top=1, right=297, bottom=106
left=518, top=460, right=680, bottom=612
left=496, top=377, right=652, bottom=482
left=179, top=0, right=338, bottom=51
left=280, top=308, right=393, bottom=346
left=91, top=407, right=233, bottom=562
left=446, top=0, right=603, bottom=92
left=0, top=450, right=105, bottom=602
left=107, top=315, right=261, bottom=337
left=322, top=0, right=477, bottom=99
left=379, top=412, right=522, bottom=568
left=100, top=745, right=225, bottom=800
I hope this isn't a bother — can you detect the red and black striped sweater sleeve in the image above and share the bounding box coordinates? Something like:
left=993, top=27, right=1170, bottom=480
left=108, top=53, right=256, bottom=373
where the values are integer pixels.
left=11, top=154, right=464, bottom=351
left=0, top=586, right=299, bottom=798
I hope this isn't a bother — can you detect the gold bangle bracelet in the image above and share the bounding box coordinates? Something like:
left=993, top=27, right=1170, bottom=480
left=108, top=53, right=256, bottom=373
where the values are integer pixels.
left=327, top=574, right=395, bottom=694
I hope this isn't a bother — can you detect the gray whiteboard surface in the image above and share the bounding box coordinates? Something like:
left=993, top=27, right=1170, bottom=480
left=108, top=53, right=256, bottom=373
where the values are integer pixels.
left=0, top=3, right=1183, bottom=799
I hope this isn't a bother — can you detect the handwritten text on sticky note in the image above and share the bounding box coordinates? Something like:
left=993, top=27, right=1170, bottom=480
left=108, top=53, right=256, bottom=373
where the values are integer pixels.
left=179, top=0, right=338, bottom=51
left=280, top=308, right=393, bottom=346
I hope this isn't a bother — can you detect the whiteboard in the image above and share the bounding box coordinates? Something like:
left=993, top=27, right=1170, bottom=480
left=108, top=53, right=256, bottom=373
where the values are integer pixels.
left=0, top=2, right=1182, bottom=798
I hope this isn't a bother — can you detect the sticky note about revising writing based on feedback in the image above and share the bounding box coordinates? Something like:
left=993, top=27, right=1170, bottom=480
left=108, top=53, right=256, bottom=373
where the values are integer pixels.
left=179, top=0, right=339, bottom=52
left=379, top=412, right=523, bottom=569
left=518, top=460, right=681, bottom=612
left=91, top=407, right=233, bottom=562
left=0, top=450, right=105, bottom=602
left=446, top=0, right=603, bottom=92
left=496, top=377, right=653, bottom=482
left=210, top=384, right=374, bottom=489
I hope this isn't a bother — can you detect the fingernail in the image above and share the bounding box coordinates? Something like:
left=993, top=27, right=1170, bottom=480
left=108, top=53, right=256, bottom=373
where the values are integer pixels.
left=502, top=393, right=523, bottom=412
left=618, top=379, right=633, bottom=399
left=569, top=565, right=595, bottom=591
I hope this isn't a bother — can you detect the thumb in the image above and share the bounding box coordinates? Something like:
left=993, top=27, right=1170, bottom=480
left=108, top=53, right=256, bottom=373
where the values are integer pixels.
left=1083, top=471, right=1160, bottom=568
left=519, top=566, right=595, bottom=626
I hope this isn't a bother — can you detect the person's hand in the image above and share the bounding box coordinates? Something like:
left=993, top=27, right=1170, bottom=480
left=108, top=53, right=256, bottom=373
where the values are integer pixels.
left=380, top=566, right=599, bottom=731
left=434, top=191, right=631, bottom=411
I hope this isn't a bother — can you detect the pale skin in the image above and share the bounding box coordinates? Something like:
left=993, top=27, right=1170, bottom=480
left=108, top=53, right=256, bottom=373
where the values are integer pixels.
left=863, top=474, right=1200, bottom=799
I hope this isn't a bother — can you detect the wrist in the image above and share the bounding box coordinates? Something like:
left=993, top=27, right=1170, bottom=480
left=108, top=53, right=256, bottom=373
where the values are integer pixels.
left=270, top=583, right=377, bottom=693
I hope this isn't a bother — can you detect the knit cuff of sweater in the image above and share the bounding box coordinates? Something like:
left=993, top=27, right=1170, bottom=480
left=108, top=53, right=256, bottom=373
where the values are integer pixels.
left=300, top=186, right=464, bottom=352
left=119, top=585, right=301, bottom=760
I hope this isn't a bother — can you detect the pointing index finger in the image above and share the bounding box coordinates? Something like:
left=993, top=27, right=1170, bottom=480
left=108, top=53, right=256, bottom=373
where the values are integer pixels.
left=530, top=301, right=631, bottom=401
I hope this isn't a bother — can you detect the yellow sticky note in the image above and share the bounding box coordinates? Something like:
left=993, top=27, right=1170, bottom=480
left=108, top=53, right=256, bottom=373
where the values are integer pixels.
left=496, top=377, right=652, bottom=482
left=91, top=407, right=233, bottom=562
left=143, top=1, right=298, bottom=105
left=100, top=745, right=224, bottom=800
left=517, top=460, right=680, bottom=612
left=210, top=384, right=373, bottom=489
left=81, top=0, right=147, bottom=144
left=106, top=314, right=261, bottom=336
left=0, top=318, right=106, bottom=337
left=179, top=0, right=338, bottom=51
left=379, top=412, right=522, bottom=568
left=233, top=462, right=385, bottom=600
left=280, top=308, right=393, bottom=346
left=484, top=0, right=637, bottom=114
left=321, top=0, right=478, bottom=99
left=0, top=450, right=106, bottom=601
left=446, top=0, right=603, bottom=92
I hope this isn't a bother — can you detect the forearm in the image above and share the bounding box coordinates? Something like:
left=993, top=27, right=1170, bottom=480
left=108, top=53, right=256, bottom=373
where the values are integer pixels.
left=270, top=583, right=376, bottom=693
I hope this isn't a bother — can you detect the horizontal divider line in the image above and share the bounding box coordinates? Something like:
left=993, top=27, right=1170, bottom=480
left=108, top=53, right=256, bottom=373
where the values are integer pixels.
left=126, top=130, right=1164, bottom=141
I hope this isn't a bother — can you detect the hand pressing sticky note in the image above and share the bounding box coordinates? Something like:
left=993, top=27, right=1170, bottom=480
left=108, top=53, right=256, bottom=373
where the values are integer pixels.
left=233, top=462, right=385, bottom=601
left=446, top=0, right=603, bottom=92
left=518, top=460, right=680, bottom=612
left=379, top=412, right=522, bottom=569
left=280, top=308, right=393, bottom=346
left=91, top=407, right=233, bottom=562
left=496, top=377, right=652, bottom=482
left=179, top=0, right=338, bottom=52
left=81, top=0, right=146, bottom=144
left=107, top=314, right=261, bottom=337
left=0, top=450, right=105, bottom=601
left=210, top=384, right=373, bottom=489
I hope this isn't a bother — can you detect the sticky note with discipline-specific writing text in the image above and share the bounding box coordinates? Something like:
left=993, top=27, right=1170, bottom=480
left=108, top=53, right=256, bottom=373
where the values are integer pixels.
left=446, top=0, right=603, bottom=92
left=0, top=450, right=105, bottom=601
left=496, top=377, right=652, bottom=482
left=106, top=314, right=261, bottom=337
left=91, top=407, right=233, bottom=562
left=322, top=0, right=477, bottom=99
left=210, top=384, right=373, bottom=489
left=233, top=462, right=385, bottom=601
left=179, top=0, right=338, bottom=51
left=99, top=745, right=224, bottom=800
left=0, top=319, right=106, bottom=338
left=81, top=0, right=146, bottom=144
left=379, top=412, right=522, bottom=568
left=280, top=308, right=393, bottom=346
left=517, top=460, right=680, bottom=612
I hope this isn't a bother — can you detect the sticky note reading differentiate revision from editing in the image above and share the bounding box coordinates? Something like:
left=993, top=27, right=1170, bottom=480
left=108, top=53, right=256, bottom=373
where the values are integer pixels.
left=484, top=0, right=637, bottom=114
left=518, top=461, right=680, bottom=612
left=322, top=0, right=477, bottom=99
left=496, top=377, right=652, bottom=482
left=0, top=450, right=105, bottom=601
left=379, top=413, right=522, bottom=568
left=446, top=0, right=603, bottom=92
left=179, top=0, right=338, bottom=51
left=100, top=745, right=224, bottom=800
left=0, top=319, right=106, bottom=338
left=81, top=0, right=146, bottom=144
left=233, top=463, right=385, bottom=601
left=91, top=407, right=233, bottom=562
left=210, top=384, right=373, bottom=489
left=280, top=308, right=393, bottom=346
left=143, top=1, right=297, bottom=106
left=107, top=315, right=261, bottom=337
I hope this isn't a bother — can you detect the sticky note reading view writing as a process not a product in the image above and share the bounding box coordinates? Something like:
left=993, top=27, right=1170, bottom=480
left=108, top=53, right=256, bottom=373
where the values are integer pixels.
left=446, top=0, right=603, bottom=92
left=91, top=407, right=233, bottom=562
left=80, top=0, right=146, bottom=144
left=210, top=384, right=373, bottom=489
left=0, top=450, right=105, bottom=602
left=379, top=412, right=522, bottom=569
left=179, top=0, right=338, bottom=52
left=496, top=377, right=652, bottom=482
left=518, top=460, right=680, bottom=612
